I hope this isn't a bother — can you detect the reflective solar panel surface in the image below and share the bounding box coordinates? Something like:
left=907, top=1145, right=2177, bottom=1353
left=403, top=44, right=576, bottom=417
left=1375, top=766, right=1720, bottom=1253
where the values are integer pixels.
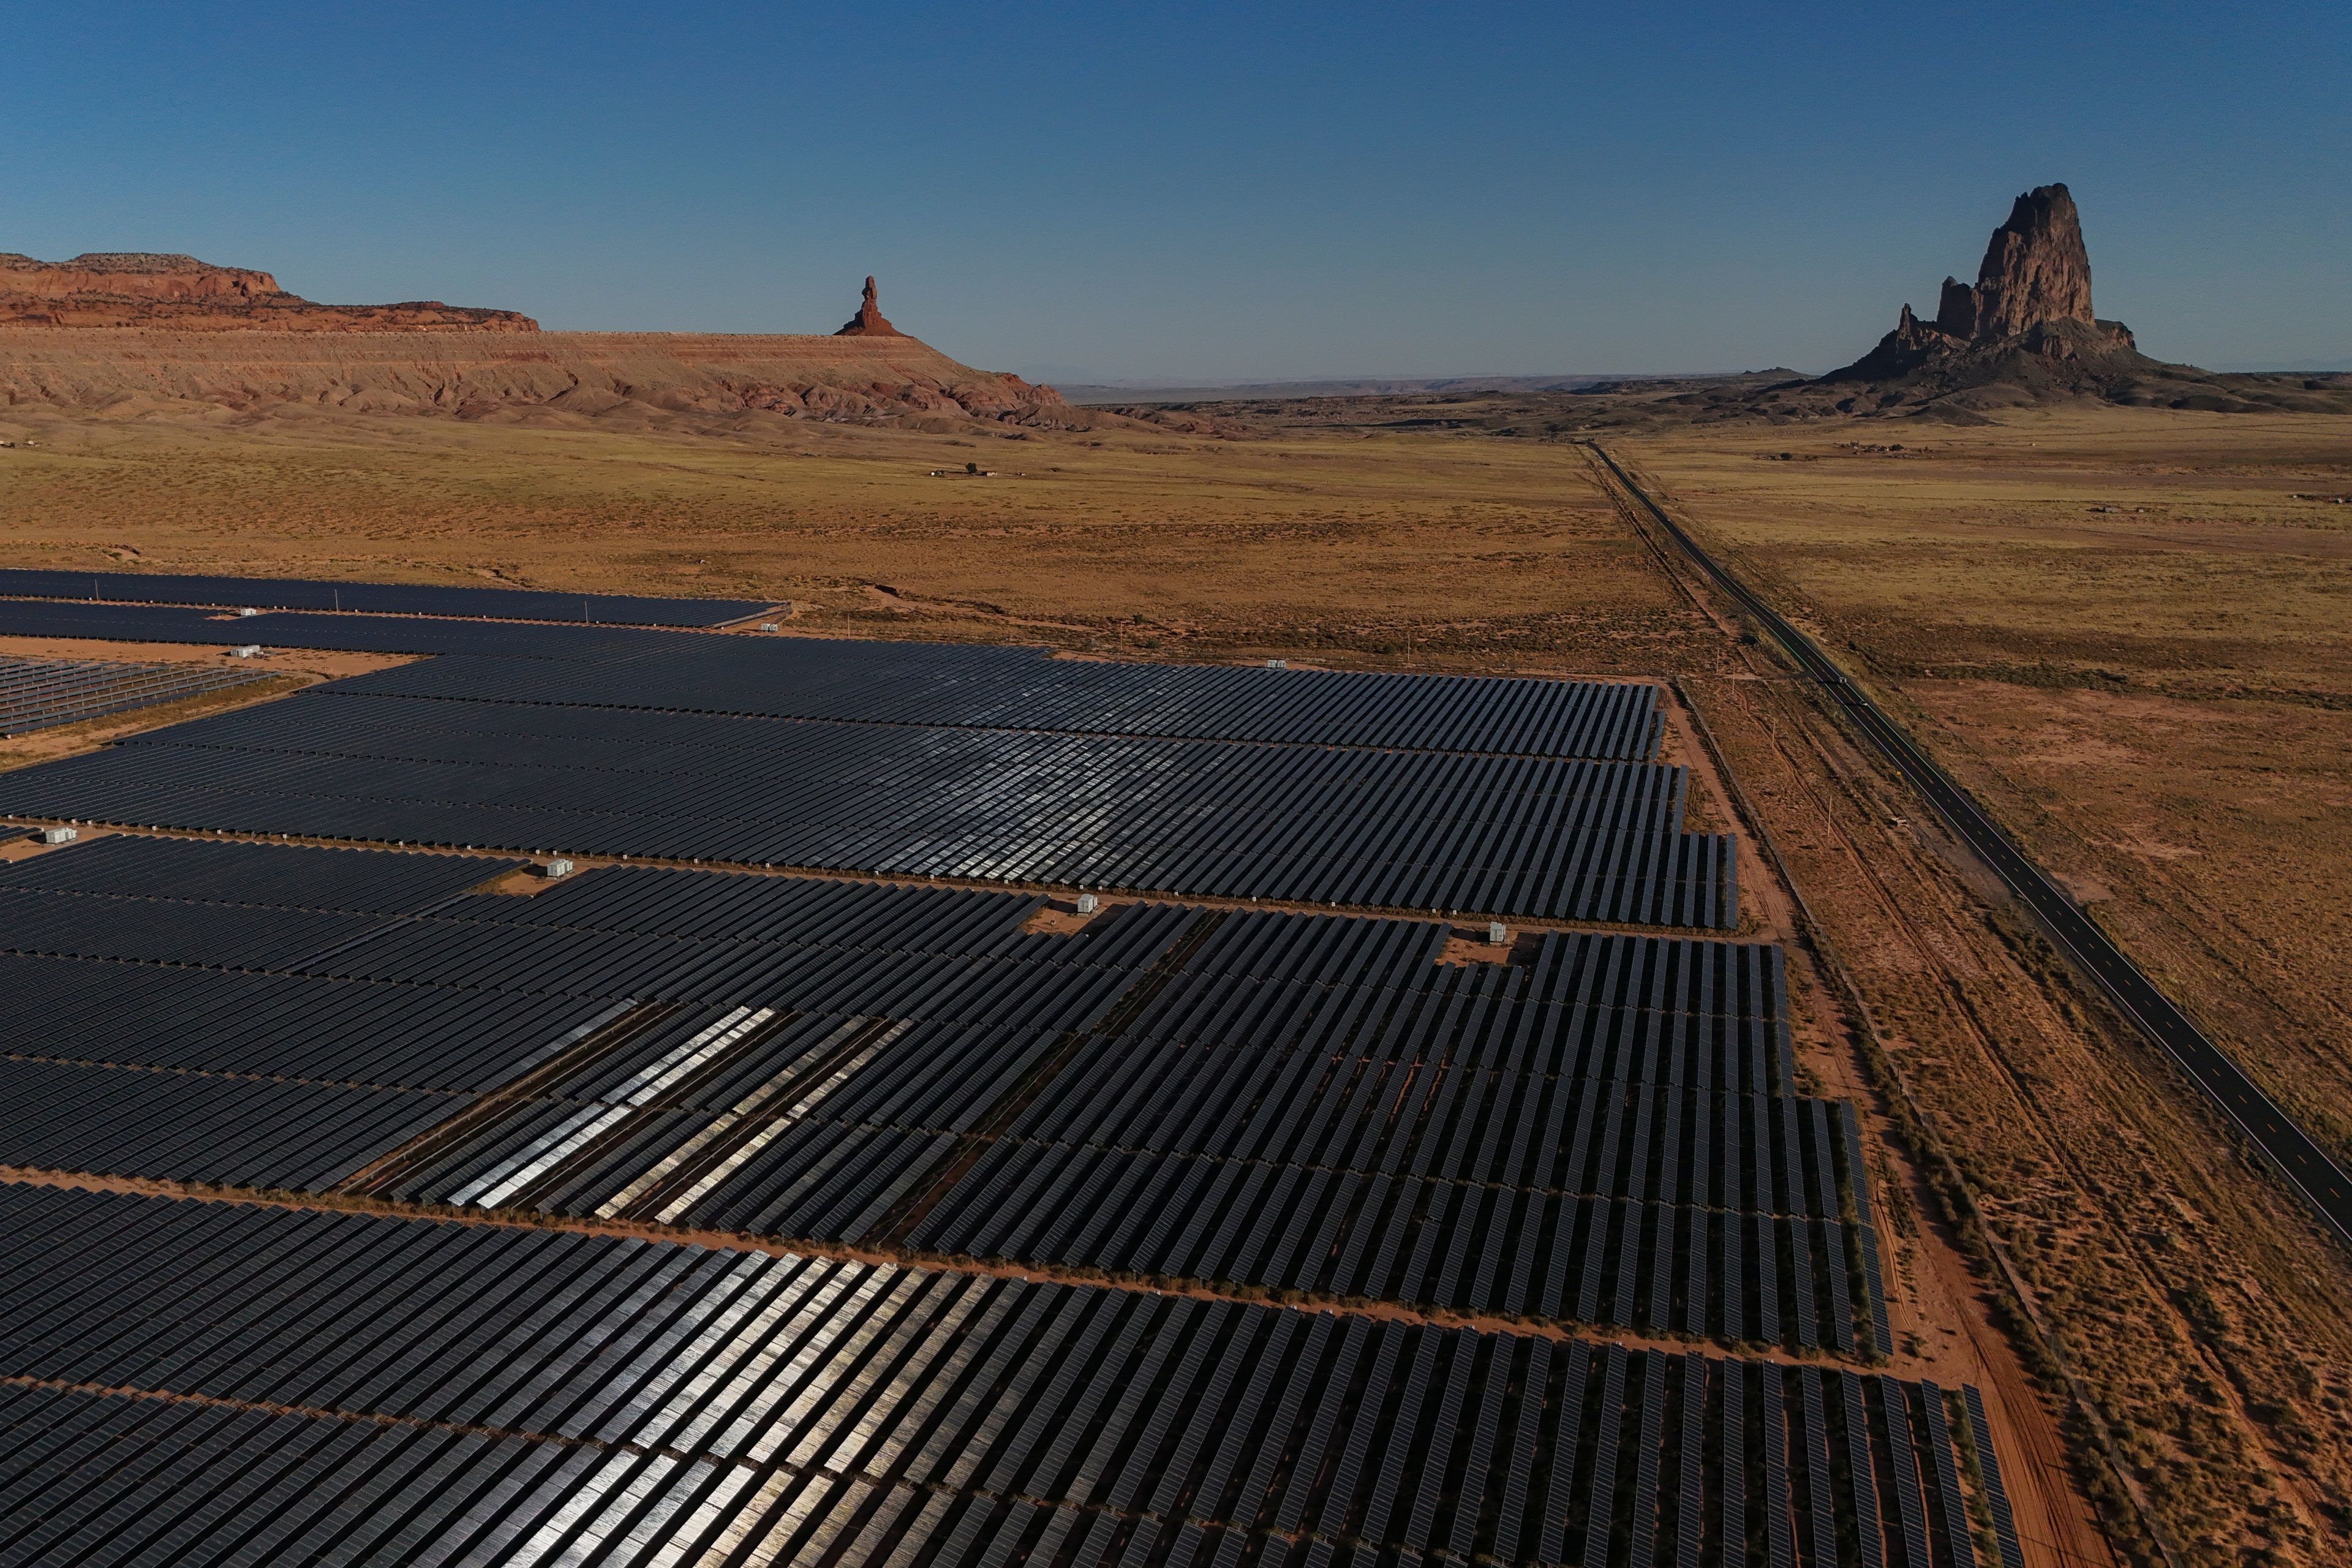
left=0, top=1186, right=2000, bottom=1568
left=0, top=840, right=1866, bottom=1348
left=0, top=567, right=775, bottom=626
left=0, top=686, right=1735, bottom=925
left=0, top=610, right=1987, bottom=1567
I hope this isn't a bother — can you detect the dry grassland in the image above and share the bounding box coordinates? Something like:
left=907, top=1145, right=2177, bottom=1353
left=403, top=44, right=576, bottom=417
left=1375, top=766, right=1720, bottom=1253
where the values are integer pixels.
left=1619, top=415, right=2352, bottom=1161
left=0, top=408, right=1700, bottom=673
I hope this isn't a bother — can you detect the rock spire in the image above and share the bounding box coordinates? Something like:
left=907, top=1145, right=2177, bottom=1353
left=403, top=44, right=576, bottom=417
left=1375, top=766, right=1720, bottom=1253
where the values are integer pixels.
left=834, top=276, right=904, bottom=337
left=1936, top=184, right=2096, bottom=342
left=1826, top=182, right=2140, bottom=383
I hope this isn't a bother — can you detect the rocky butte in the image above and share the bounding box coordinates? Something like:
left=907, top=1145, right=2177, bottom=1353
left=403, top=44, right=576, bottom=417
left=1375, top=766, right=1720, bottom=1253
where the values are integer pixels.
left=0, top=261, right=1084, bottom=427
left=834, top=276, right=903, bottom=338
left=1772, top=182, right=2348, bottom=417
left=1397, top=181, right=2352, bottom=435
left=1828, top=184, right=2146, bottom=385
left=0, top=252, right=537, bottom=331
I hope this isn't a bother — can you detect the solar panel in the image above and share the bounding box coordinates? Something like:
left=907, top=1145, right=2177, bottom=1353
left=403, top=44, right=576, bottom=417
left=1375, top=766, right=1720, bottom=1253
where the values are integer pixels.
left=0, top=832, right=516, bottom=911
left=1964, top=1385, right=2026, bottom=1568
left=0, top=654, right=270, bottom=737
left=0, top=690, right=1738, bottom=925
left=0, top=1060, right=462, bottom=1189
left=1881, top=1376, right=1936, bottom=1568
left=336, top=639, right=1668, bottom=758
left=0, top=566, right=775, bottom=626
left=0, top=598, right=250, bottom=645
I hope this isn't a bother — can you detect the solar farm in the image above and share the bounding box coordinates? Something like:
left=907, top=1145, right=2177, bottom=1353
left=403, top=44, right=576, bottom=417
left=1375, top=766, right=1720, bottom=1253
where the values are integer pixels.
left=0, top=572, right=2024, bottom=1568
left=0, top=654, right=270, bottom=739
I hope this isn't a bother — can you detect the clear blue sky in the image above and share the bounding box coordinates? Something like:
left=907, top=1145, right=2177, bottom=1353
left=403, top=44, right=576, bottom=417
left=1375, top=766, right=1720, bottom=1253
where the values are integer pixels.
left=4, top=3, right=2344, bottom=380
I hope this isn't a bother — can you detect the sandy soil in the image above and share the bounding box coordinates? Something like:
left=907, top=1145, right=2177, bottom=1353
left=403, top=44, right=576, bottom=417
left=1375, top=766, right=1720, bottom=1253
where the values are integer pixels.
left=0, top=407, right=1706, bottom=674
left=1617, top=416, right=2352, bottom=1167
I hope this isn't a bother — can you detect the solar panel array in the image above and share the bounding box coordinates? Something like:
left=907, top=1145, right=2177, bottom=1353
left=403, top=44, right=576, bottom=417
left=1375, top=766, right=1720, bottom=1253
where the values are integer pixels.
left=336, top=641, right=1665, bottom=758
left=0, top=829, right=518, bottom=910
left=0, top=837, right=1864, bottom=1350
left=0, top=595, right=666, bottom=657
left=0, top=956, right=614, bottom=1090
left=0, top=1060, right=464, bottom=1191
left=0, top=614, right=1991, bottom=1566
left=0, top=687, right=1733, bottom=925
left=0, top=1186, right=2003, bottom=1568
left=0, top=590, right=1661, bottom=758
left=0, top=566, right=775, bottom=627
left=0, top=655, right=268, bottom=737
left=903, top=920, right=1874, bottom=1352
left=0, top=598, right=263, bottom=648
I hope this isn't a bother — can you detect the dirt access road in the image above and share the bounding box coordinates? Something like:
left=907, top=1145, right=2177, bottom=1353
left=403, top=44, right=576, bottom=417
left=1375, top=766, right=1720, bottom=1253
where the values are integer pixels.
left=1588, top=443, right=2352, bottom=1568
left=1588, top=443, right=2352, bottom=1245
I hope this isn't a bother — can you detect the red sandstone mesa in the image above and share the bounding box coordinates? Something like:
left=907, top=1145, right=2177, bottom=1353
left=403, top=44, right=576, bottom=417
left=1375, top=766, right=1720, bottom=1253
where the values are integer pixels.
left=0, top=263, right=1080, bottom=426
left=0, top=251, right=537, bottom=332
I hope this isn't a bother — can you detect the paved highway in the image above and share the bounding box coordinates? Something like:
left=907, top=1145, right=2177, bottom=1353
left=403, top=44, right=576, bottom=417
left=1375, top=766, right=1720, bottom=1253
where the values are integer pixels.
left=1591, top=443, right=2352, bottom=1246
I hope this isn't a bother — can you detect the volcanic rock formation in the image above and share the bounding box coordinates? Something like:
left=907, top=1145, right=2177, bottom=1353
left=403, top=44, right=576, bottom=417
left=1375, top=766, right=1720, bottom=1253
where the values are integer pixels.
left=835, top=276, right=904, bottom=337
left=1826, top=184, right=2146, bottom=386
left=1095, top=183, right=2351, bottom=431
left=0, top=252, right=537, bottom=332
left=1952, top=184, right=2096, bottom=337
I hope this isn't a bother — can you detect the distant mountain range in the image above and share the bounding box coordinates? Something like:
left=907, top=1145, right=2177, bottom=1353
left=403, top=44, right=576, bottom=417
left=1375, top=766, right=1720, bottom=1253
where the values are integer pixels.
left=2220, top=356, right=2352, bottom=374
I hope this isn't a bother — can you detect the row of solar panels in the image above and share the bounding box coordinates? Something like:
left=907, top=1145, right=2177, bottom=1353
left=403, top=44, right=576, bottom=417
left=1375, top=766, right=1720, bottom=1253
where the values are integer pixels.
left=0, top=837, right=1864, bottom=1351
left=0, top=588, right=1665, bottom=760
left=0, top=845, right=1781, bottom=1127
left=0, top=1059, right=1883, bottom=1355
left=0, top=1058, right=466, bottom=1192
left=1121, top=920, right=1793, bottom=1096
left=917, top=1156, right=1875, bottom=1352
left=0, top=845, right=1790, bottom=1169
left=0, top=889, right=1167, bottom=1036
left=0, top=829, right=515, bottom=910
left=299, top=969, right=1868, bottom=1285
left=0, top=687, right=1735, bottom=924
left=0, top=655, right=269, bottom=739
left=7, top=938, right=1785, bottom=1163
left=0, top=566, right=775, bottom=625
left=0, top=840, right=1776, bottom=1107
left=345, top=1000, right=1884, bottom=1353
left=1165, top=914, right=1787, bottom=1024
left=0, top=596, right=669, bottom=657
left=1005, top=1047, right=1854, bottom=1215
left=336, top=642, right=1667, bottom=760
left=0, top=956, right=588, bottom=1092
left=0, top=833, right=1780, bottom=1078
left=0, top=1186, right=2016, bottom=1568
